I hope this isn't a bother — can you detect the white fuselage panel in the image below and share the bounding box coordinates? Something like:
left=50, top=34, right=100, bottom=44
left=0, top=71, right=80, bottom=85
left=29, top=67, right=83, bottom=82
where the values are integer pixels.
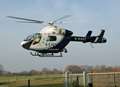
left=29, top=25, right=65, bottom=50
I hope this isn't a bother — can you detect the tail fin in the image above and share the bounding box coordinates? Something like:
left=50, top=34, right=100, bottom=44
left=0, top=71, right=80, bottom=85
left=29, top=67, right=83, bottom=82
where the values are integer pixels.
left=96, top=29, right=106, bottom=43
left=86, top=30, right=92, bottom=37
left=99, top=30, right=105, bottom=38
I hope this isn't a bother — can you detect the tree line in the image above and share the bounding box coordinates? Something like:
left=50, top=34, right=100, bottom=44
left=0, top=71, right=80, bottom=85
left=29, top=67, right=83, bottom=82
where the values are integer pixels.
left=64, top=65, right=120, bottom=73
left=0, top=64, right=120, bottom=75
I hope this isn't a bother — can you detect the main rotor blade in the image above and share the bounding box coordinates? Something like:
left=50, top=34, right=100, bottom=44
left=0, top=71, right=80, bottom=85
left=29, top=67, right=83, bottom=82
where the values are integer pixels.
left=52, top=15, right=71, bottom=24
left=7, top=16, right=44, bottom=23
left=15, top=21, right=42, bottom=23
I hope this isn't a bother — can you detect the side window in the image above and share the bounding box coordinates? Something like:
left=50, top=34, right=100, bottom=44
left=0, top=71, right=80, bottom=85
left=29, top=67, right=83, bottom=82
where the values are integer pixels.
left=48, top=36, right=57, bottom=41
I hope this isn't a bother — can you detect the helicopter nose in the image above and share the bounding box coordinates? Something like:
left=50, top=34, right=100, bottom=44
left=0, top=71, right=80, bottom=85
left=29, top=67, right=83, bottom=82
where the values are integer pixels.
left=21, top=41, right=32, bottom=49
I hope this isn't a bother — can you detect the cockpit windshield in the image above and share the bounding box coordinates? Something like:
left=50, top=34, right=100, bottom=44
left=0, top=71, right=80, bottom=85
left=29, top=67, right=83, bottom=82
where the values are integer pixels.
left=24, top=33, right=41, bottom=41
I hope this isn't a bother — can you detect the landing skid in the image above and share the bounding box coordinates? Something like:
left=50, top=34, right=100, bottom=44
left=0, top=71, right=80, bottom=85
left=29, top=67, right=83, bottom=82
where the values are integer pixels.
left=30, top=52, right=63, bottom=57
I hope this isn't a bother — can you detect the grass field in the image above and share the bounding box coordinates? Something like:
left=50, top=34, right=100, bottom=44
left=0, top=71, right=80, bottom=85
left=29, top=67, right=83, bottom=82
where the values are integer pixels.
left=0, top=74, right=64, bottom=87
left=1, top=72, right=120, bottom=87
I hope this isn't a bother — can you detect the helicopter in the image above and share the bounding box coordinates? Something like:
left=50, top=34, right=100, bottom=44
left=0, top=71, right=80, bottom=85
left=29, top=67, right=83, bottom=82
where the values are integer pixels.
left=7, top=15, right=107, bottom=57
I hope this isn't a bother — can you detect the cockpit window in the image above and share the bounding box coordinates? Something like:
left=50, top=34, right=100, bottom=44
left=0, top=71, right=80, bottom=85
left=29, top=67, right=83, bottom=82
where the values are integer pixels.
left=24, top=33, right=41, bottom=41
left=48, top=36, right=57, bottom=41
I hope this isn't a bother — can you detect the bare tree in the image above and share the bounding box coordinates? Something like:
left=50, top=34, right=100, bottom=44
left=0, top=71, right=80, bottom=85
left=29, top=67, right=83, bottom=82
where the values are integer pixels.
left=52, top=68, right=63, bottom=74
left=29, top=69, right=41, bottom=75
left=42, top=68, right=52, bottom=74
left=64, top=65, right=83, bottom=73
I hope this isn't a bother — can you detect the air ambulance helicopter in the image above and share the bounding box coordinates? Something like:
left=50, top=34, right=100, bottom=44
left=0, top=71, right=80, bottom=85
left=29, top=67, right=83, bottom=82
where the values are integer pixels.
left=7, top=15, right=107, bottom=57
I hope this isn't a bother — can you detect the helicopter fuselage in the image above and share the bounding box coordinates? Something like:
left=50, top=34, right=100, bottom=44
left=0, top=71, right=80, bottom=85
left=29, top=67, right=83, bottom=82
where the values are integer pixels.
left=21, top=25, right=73, bottom=54
left=8, top=15, right=107, bottom=57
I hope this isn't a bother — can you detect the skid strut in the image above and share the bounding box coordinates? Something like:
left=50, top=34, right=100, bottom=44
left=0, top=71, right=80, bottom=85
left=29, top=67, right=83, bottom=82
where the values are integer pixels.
left=30, top=52, right=63, bottom=57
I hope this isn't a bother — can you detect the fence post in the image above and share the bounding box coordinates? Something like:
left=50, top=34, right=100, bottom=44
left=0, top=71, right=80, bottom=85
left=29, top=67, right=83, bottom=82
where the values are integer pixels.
left=28, top=79, right=31, bottom=87
left=113, top=72, right=116, bottom=87
left=83, top=71, right=87, bottom=87
left=88, top=74, right=93, bottom=87
left=65, top=71, right=69, bottom=87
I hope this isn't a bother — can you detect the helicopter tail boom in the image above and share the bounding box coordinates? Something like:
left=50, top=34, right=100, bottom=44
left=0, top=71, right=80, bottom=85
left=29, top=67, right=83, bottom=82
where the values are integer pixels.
left=70, top=36, right=86, bottom=42
left=70, top=30, right=106, bottom=43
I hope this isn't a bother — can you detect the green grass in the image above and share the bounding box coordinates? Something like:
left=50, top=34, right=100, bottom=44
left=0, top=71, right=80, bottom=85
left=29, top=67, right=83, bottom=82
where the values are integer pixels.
left=19, top=83, right=64, bottom=87
left=0, top=74, right=64, bottom=87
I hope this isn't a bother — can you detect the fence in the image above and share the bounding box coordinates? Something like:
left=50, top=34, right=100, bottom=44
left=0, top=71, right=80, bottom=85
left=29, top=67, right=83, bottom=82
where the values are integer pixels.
left=65, top=72, right=120, bottom=87
left=0, top=72, right=120, bottom=87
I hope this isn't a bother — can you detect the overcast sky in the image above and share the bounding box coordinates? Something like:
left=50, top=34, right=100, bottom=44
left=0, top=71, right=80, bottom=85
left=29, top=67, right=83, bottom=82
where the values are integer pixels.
left=0, top=0, right=120, bottom=72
